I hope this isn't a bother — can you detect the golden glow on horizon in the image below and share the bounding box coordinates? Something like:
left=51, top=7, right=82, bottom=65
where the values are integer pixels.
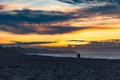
left=1, top=26, right=120, bottom=47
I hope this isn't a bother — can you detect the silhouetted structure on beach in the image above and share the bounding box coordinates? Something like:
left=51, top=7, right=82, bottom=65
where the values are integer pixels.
left=77, top=53, right=80, bottom=58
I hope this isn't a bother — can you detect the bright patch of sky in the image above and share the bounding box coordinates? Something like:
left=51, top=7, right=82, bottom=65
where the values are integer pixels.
left=0, top=0, right=79, bottom=11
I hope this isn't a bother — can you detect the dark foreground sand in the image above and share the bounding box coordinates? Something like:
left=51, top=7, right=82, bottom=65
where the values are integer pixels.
left=0, top=54, right=120, bottom=80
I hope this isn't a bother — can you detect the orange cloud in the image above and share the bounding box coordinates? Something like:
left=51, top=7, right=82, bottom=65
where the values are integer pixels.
left=0, top=4, right=9, bottom=10
left=0, top=3, right=32, bottom=10
left=0, top=2, right=78, bottom=12
left=30, top=5, right=78, bottom=12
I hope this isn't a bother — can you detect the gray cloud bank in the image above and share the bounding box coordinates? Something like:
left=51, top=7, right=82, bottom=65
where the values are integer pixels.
left=1, top=41, right=57, bottom=46
left=58, top=0, right=120, bottom=4
left=0, top=0, right=120, bottom=35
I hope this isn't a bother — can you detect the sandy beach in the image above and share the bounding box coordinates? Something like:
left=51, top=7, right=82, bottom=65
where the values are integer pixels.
left=0, top=54, right=120, bottom=80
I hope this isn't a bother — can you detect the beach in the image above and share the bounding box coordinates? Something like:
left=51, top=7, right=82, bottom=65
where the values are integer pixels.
left=0, top=54, right=120, bottom=80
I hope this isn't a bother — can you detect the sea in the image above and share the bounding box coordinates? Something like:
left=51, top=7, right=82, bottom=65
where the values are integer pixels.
left=27, top=51, right=120, bottom=59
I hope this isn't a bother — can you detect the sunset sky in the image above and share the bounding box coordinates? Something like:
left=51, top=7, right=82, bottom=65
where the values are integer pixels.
left=0, top=0, right=120, bottom=47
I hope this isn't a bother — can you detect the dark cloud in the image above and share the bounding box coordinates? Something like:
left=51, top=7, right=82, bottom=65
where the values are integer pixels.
left=0, top=21, right=91, bottom=34
left=0, top=20, right=118, bottom=35
left=0, top=9, right=69, bottom=23
left=67, top=40, right=87, bottom=42
left=5, top=41, right=57, bottom=45
left=58, top=0, right=120, bottom=18
left=67, top=39, right=120, bottom=48
left=44, top=26, right=90, bottom=34
left=85, top=5, right=120, bottom=16
left=0, top=6, right=119, bottom=23
left=67, top=39, right=120, bottom=43
left=58, top=0, right=120, bottom=4
left=0, top=5, right=120, bottom=35
left=87, top=39, right=120, bottom=47
left=68, top=5, right=120, bottom=20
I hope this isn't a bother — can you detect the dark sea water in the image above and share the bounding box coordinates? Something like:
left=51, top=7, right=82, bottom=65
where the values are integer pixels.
left=28, top=52, right=120, bottom=59
left=26, top=48, right=120, bottom=59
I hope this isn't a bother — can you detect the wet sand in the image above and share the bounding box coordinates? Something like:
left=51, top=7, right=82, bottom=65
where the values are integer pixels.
left=0, top=54, right=120, bottom=80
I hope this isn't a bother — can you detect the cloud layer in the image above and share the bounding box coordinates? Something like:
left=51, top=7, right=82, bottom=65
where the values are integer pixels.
left=0, top=8, right=120, bottom=35
left=0, top=4, right=8, bottom=10
left=12, top=41, right=57, bottom=45
left=58, top=0, right=120, bottom=4
left=0, top=0, right=120, bottom=35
